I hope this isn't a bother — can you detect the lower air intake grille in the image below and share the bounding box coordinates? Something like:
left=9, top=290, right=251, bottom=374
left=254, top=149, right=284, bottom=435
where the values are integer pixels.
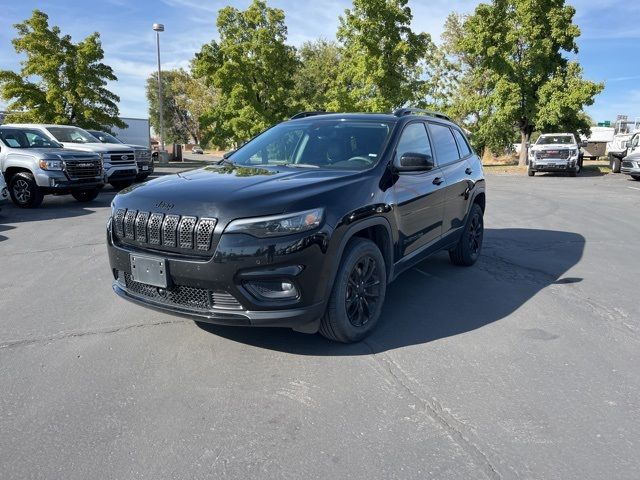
left=118, top=271, right=242, bottom=311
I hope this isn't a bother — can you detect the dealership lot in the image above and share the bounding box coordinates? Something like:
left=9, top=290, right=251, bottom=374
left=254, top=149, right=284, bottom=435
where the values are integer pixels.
left=1, top=170, right=639, bottom=479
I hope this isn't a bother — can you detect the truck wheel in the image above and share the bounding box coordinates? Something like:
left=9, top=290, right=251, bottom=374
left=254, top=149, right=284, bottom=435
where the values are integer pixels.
left=319, top=238, right=387, bottom=343
left=632, top=175, right=640, bottom=181
left=9, top=172, right=43, bottom=208
left=449, top=203, right=484, bottom=267
left=610, top=156, right=621, bottom=173
left=527, top=167, right=535, bottom=176
left=110, top=180, right=133, bottom=190
left=71, top=188, right=100, bottom=202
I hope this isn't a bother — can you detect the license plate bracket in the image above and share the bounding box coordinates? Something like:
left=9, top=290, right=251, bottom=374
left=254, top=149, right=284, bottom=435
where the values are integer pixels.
left=130, top=254, right=168, bottom=288
left=142, top=165, right=149, bottom=171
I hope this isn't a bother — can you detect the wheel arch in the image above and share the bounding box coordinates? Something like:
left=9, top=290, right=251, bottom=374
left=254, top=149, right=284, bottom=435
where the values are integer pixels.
left=4, top=166, right=33, bottom=183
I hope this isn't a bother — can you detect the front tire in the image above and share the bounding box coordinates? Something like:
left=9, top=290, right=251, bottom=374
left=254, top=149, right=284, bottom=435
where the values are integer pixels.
left=71, top=188, right=100, bottom=202
left=319, top=238, right=387, bottom=343
left=632, top=175, right=640, bottom=181
left=449, top=203, right=484, bottom=266
left=9, top=172, right=43, bottom=208
left=610, top=156, right=621, bottom=173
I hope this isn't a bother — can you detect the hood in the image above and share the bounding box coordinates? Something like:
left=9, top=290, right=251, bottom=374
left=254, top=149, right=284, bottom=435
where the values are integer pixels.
left=7, top=148, right=101, bottom=160
left=61, top=142, right=134, bottom=153
left=112, top=164, right=367, bottom=224
left=126, top=144, right=149, bottom=150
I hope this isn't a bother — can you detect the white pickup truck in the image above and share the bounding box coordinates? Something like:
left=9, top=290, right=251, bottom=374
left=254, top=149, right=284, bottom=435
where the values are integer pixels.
left=5, top=124, right=139, bottom=189
left=527, top=133, right=583, bottom=177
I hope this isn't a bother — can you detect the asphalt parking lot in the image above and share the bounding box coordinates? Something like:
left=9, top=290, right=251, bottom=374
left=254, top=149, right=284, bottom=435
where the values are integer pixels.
left=1, top=168, right=639, bottom=479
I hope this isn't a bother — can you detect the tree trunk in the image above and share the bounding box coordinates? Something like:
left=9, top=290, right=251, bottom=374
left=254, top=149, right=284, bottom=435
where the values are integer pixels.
left=518, top=129, right=531, bottom=166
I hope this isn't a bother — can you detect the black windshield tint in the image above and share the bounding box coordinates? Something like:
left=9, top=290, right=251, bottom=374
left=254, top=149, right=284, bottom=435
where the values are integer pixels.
left=537, top=136, right=574, bottom=145
left=0, top=128, right=61, bottom=149
left=229, top=120, right=393, bottom=170
left=87, top=131, right=121, bottom=144
left=47, top=127, right=99, bottom=143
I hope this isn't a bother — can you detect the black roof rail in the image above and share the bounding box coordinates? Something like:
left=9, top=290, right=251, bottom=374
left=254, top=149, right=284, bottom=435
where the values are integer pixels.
left=290, top=111, right=330, bottom=120
left=393, top=108, right=451, bottom=122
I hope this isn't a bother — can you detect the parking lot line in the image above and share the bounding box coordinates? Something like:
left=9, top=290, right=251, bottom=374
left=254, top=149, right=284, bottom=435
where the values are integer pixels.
left=627, top=186, right=640, bottom=191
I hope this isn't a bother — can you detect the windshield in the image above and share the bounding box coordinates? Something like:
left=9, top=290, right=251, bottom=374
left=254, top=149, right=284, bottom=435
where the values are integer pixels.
left=228, top=120, right=393, bottom=170
left=537, top=135, right=574, bottom=145
left=47, top=126, right=99, bottom=144
left=87, top=130, right=122, bottom=144
left=0, top=128, right=62, bottom=149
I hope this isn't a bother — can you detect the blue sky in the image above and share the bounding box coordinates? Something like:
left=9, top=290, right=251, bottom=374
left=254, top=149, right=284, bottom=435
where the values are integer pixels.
left=1, top=0, right=639, bottom=123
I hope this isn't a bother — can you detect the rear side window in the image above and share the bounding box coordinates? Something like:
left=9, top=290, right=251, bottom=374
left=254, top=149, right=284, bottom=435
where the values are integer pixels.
left=429, top=123, right=460, bottom=164
left=395, top=123, right=433, bottom=164
left=452, top=129, right=472, bottom=157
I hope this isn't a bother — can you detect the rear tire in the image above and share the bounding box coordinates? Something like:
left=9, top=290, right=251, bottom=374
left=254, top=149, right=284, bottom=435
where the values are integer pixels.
left=319, top=238, right=387, bottom=343
left=9, top=172, right=43, bottom=208
left=71, top=188, right=100, bottom=202
left=449, top=203, right=484, bottom=266
left=110, top=180, right=133, bottom=190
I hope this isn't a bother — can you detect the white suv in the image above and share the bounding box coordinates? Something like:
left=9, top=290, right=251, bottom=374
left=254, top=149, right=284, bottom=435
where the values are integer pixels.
left=5, top=124, right=138, bottom=189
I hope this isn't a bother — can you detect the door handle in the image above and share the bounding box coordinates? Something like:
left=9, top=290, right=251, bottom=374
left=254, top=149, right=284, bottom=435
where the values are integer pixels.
left=433, top=177, right=444, bottom=186
left=465, top=167, right=473, bottom=175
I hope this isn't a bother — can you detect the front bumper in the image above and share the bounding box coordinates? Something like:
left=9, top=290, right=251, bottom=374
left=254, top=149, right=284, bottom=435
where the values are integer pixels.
left=530, top=159, right=577, bottom=172
left=136, top=161, right=154, bottom=177
left=34, top=170, right=105, bottom=189
left=106, top=219, right=333, bottom=332
left=621, top=159, right=640, bottom=175
left=105, top=165, right=138, bottom=182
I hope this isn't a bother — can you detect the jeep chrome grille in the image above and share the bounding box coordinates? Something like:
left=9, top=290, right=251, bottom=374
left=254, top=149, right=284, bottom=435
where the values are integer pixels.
left=178, top=216, right=197, bottom=249
left=124, top=210, right=137, bottom=240
left=112, top=209, right=217, bottom=253
left=148, top=213, right=164, bottom=245
left=162, top=215, right=179, bottom=247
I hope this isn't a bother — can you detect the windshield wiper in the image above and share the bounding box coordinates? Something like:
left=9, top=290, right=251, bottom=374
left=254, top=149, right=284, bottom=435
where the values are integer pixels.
left=282, top=163, right=320, bottom=168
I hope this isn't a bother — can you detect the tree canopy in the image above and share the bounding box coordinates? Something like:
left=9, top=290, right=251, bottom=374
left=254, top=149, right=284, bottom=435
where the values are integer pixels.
left=146, top=69, right=217, bottom=145
left=0, top=9, right=125, bottom=130
left=192, top=0, right=298, bottom=147
left=454, top=0, right=604, bottom=163
left=328, top=0, right=436, bottom=112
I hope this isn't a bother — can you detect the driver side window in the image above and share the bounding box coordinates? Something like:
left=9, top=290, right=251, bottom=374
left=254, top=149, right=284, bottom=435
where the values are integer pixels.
left=395, top=123, right=433, bottom=165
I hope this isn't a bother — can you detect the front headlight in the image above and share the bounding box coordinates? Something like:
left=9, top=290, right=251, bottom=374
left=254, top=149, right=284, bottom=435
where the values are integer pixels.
left=225, top=208, right=324, bottom=238
left=39, top=159, right=64, bottom=171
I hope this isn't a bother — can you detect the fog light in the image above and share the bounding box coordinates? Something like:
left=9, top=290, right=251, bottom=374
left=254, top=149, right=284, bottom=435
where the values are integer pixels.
left=245, top=279, right=299, bottom=301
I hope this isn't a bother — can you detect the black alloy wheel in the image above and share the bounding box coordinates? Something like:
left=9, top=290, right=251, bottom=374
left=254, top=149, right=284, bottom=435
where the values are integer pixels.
left=345, top=254, right=382, bottom=328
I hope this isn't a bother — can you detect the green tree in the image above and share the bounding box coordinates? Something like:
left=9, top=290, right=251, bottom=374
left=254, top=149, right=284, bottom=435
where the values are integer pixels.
left=441, top=13, right=515, bottom=154
left=0, top=10, right=125, bottom=129
left=146, top=69, right=217, bottom=145
left=457, top=0, right=604, bottom=165
left=193, top=0, right=298, bottom=147
left=329, top=0, right=436, bottom=112
left=292, top=39, right=341, bottom=111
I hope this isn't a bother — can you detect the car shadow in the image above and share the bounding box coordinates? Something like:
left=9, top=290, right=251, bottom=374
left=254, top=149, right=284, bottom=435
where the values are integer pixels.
left=197, top=228, right=585, bottom=355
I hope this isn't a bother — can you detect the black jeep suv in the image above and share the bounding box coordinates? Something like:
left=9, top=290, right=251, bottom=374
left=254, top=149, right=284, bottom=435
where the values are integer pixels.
left=106, top=109, right=486, bottom=343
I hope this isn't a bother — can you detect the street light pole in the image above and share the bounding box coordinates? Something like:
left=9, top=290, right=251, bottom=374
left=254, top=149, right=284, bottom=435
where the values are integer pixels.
left=152, top=23, right=165, bottom=159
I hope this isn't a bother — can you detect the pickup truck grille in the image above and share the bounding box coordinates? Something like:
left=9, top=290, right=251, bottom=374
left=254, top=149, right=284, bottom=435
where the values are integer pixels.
left=114, top=209, right=217, bottom=253
left=107, top=151, right=136, bottom=164
left=65, top=160, right=102, bottom=179
left=536, top=150, right=571, bottom=160
left=117, top=271, right=243, bottom=311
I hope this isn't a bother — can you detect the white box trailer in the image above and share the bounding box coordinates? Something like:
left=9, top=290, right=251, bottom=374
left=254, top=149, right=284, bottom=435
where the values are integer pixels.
left=581, top=127, right=615, bottom=159
left=113, top=117, right=150, bottom=148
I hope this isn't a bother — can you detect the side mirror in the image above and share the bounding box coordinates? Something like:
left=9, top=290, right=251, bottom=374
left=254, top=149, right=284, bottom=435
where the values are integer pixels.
left=397, top=152, right=434, bottom=171
left=223, top=150, right=236, bottom=159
